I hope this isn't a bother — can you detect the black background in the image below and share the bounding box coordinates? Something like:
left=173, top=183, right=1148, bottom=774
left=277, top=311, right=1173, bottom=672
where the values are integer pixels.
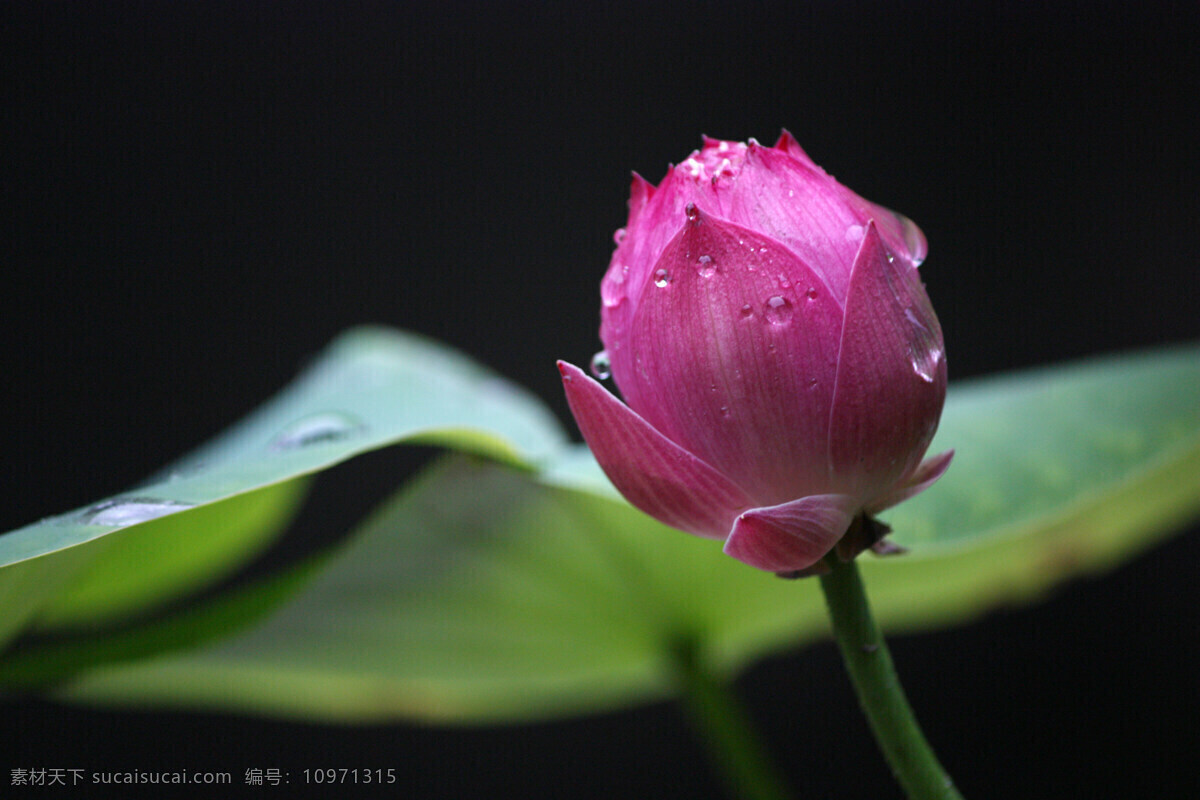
left=4, top=2, right=1199, bottom=797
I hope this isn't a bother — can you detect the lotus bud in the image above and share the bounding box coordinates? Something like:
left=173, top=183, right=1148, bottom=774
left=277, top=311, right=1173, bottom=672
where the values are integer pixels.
left=559, top=132, right=951, bottom=574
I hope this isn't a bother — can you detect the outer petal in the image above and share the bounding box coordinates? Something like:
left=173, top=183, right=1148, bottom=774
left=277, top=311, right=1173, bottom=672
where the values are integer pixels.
left=867, top=449, right=954, bottom=514
left=774, top=129, right=927, bottom=272
left=600, top=172, right=659, bottom=346
left=615, top=209, right=845, bottom=506
left=724, top=142, right=866, bottom=302
left=558, top=361, right=752, bottom=540
left=723, top=493, right=859, bottom=572
left=828, top=221, right=947, bottom=504
left=850, top=197, right=928, bottom=272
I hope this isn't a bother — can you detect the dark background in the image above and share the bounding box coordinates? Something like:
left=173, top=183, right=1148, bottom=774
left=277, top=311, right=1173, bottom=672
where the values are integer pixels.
left=4, top=1, right=1199, bottom=797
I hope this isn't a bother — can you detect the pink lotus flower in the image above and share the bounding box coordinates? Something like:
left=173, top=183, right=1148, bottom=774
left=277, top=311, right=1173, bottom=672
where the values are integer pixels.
left=559, top=132, right=951, bottom=574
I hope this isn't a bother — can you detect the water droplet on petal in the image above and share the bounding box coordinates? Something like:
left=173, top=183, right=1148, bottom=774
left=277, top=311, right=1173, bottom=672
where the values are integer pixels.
left=270, top=412, right=365, bottom=451
left=904, top=308, right=929, bottom=333
left=895, top=212, right=926, bottom=266
left=697, top=254, right=716, bottom=277
left=903, top=307, right=942, bottom=382
left=685, top=203, right=700, bottom=222
left=589, top=350, right=612, bottom=380
left=613, top=227, right=627, bottom=244
left=764, top=295, right=794, bottom=325
left=654, top=269, right=671, bottom=288
left=80, top=498, right=195, bottom=526
left=739, top=303, right=754, bottom=319
left=805, top=287, right=819, bottom=300
left=719, top=406, right=731, bottom=418
left=909, top=347, right=942, bottom=383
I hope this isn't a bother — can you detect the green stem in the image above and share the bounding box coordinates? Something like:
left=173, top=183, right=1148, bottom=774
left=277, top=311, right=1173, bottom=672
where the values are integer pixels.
left=671, top=639, right=793, bottom=800
left=818, top=557, right=964, bottom=800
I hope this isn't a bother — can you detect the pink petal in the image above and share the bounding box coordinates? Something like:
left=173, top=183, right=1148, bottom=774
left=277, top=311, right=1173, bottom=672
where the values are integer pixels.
left=558, top=361, right=753, bottom=540
left=867, top=449, right=954, bottom=514
left=774, top=129, right=927, bottom=273
left=852, top=198, right=928, bottom=272
left=828, top=221, right=947, bottom=504
left=615, top=209, right=845, bottom=507
left=627, top=171, right=655, bottom=228
left=723, top=493, right=858, bottom=572
left=726, top=143, right=865, bottom=302
left=772, top=129, right=821, bottom=171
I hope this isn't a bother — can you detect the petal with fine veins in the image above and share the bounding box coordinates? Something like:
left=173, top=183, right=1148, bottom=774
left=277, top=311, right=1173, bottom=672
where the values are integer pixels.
left=618, top=210, right=844, bottom=507
left=724, top=494, right=859, bottom=572
left=828, top=220, right=947, bottom=503
left=558, top=361, right=752, bottom=540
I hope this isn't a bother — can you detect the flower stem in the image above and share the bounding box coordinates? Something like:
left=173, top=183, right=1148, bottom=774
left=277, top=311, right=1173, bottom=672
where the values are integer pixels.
left=817, top=557, right=964, bottom=799
left=671, top=638, right=793, bottom=800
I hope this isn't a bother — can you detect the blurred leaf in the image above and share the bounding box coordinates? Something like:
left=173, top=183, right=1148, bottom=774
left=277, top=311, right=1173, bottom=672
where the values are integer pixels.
left=46, top=343, right=1200, bottom=723
left=0, top=326, right=566, bottom=638
left=0, top=552, right=330, bottom=689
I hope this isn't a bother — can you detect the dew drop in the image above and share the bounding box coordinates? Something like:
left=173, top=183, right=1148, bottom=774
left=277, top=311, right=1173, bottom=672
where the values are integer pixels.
left=904, top=308, right=929, bottom=333
left=719, top=406, right=731, bottom=418
left=269, top=411, right=365, bottom=451
left=764, top=295, right=793, bottom=325
left=739, top=303, right=754, bottom=319
left=697, top=254, right=716, bottom=277
left=685, top=203, right=700, bottom=222
left=589, top=350, right=612, bottom=380
left=805, top=287, right=819, bottom=300
left=613, top=227, right=627, bottom=244
left=654, top=268, right=671, bottom=288
left=902, top=307, right=942, bottom=383
left=909, top=346, right=942, bottom=383
left=80, top=498, right=195, bottom=527
left=895, top=212, right=926, bottom=266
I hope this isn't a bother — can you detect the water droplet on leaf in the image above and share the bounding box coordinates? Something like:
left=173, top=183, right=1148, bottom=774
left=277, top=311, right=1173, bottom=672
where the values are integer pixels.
left=270, top=412, right=365, bottom=451
left=80, top=498, right=195, bottom=527
left=589, top=350, right=612, bottom=380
